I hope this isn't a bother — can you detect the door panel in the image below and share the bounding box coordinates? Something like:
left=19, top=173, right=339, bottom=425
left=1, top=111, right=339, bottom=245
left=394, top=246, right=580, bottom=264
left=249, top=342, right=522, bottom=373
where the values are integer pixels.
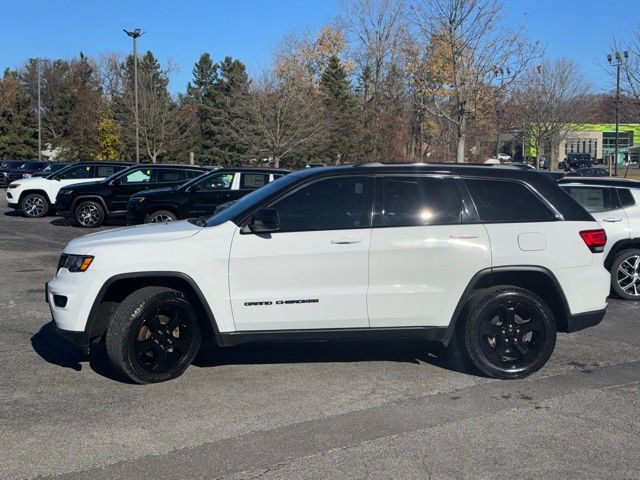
left=229, top=228, right=372, bottom=330
left=368, top=224, right=490, bottom=327
left=229, top=175, right=374, bottom=331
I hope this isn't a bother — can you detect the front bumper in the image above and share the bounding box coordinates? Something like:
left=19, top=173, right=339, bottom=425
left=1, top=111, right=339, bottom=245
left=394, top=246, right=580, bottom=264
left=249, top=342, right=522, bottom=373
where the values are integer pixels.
left=126, top=201, right=147, bottom=225
left=564, top=306, right=607, bottom=333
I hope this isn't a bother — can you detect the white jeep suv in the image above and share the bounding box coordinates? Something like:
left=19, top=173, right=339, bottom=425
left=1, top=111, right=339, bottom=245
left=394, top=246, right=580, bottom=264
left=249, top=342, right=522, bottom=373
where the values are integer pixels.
left=6, top=162, right=130, bottom=217
left=47, top=165, right=610, bottom=383
left=559, top=177, right=640, bottom=300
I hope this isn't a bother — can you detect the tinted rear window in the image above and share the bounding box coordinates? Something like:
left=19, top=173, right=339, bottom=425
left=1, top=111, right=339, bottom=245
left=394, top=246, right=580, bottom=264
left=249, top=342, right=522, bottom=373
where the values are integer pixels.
left=618, top=188, right=636, bottom=207
left=381, top=176, right=463, bottom=226
left=241, top=173, right=269, bottom=189
left=465, top=179, right=557, bottom=222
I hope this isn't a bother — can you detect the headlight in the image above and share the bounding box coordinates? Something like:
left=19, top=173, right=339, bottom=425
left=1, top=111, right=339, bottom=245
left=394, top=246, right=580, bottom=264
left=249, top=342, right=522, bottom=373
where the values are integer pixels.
left=59, top=189, right=73, bottom=195
left=57, top=254, right=94, bottom=272
left=8, top=183, right=19, bottom=189
left=23, top=173, right=32, bottom=178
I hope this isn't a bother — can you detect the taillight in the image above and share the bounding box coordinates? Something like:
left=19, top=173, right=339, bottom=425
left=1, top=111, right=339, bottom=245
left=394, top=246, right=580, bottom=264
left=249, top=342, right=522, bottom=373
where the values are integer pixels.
left=579, top=229, right=607, bottom=253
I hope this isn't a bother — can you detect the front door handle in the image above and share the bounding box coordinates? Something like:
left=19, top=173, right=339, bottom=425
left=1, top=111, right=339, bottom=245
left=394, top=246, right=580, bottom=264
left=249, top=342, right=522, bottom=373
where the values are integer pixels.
left=602, top=217, right=623, bottom=223
left=331, top=237, right=361, bottom=244
left=449, top=234, right=479, bottom=239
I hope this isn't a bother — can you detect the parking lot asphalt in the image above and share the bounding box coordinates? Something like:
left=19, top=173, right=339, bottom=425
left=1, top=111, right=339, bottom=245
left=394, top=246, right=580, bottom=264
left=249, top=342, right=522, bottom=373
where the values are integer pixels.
left=1, top=205, right=640, bottom=480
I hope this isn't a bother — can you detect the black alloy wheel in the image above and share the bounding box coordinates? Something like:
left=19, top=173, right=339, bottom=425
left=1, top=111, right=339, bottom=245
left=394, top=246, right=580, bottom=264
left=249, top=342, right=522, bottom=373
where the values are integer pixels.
left=461, top=286, right=556, bottom=379
left=106, top=287, right=202, bottom=384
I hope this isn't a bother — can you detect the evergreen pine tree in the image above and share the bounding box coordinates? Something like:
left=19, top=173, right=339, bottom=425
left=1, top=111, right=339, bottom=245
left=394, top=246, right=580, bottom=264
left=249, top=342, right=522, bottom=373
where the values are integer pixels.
left=319, top=55, right=358, bottom=163
left=0, top=69, right=38, bottom=159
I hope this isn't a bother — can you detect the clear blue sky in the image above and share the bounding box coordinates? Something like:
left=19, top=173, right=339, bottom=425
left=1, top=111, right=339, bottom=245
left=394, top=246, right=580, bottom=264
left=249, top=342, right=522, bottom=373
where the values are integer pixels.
left=0, top=0, right=637, bottom=94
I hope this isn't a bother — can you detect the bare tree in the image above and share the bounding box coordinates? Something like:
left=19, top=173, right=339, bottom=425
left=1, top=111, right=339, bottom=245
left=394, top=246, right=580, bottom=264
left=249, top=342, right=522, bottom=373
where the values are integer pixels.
left=509, top=59, right=591, bottom=169
left=409, top=0, right=540, bottom=163
left=232, top=72, right=323, bottom=168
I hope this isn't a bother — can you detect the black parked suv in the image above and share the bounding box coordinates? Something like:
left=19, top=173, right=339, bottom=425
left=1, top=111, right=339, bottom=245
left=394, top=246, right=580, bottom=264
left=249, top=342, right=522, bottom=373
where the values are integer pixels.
left=127, top=167, right=289, bottom=224
left=31, top=162, right=70, bottom=177
left=565, top=153, right=592, bottom=171
left=0, top=161, right=50, bottom=187
left=56, top=164, right=208, bottom=227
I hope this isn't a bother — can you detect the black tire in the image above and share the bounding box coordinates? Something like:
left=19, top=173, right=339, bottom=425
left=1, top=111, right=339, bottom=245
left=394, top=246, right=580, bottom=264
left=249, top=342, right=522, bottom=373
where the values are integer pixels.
left=106, top=286, right=202, bottom=384
left=460, top=285, right=556, bottom=380
left=611, top=249, right=640, bottom=300
left=74, top=200, right=105, bottom=228
left=20, top=193, right=49, bottom=218
left=146, top=209, right=178, bottom=224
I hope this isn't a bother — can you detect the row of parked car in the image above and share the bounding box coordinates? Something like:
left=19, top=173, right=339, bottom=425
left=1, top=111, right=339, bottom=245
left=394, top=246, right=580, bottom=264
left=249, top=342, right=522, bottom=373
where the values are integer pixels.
left=2, top=161, right=288, bottom=227
left=3, top=159, right=640, bottom=305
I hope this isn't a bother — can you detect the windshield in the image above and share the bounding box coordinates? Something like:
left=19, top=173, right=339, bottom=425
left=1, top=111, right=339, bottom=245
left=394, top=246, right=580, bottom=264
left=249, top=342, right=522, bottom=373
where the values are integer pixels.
left=177, top=168, right=218, bottom=190
left=202, top=173, right=301, bottom=227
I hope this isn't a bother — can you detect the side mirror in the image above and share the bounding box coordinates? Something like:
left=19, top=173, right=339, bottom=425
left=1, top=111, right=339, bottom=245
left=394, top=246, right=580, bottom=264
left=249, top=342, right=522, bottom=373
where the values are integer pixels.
left=248, top=208, right=279, bottom=233
left=111, top=178, right=122, bottom=186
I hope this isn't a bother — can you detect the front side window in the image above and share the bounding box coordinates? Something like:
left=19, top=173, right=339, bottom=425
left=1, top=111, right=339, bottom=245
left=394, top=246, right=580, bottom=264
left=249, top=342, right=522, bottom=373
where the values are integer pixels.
left=121, top=168, right=151, bottom=184
left=271, top=176, right=373, bottom=232
left=381, top=176, right=463, bottom=226
left=196, top=172, right=235, bottom=191
left=59, top=165, right=94, bottom=180
left=241, top=173, right=269, bottom=189
left=562, top=186, right=617, bottom=212
left=466, top=179, right=557, bottom=222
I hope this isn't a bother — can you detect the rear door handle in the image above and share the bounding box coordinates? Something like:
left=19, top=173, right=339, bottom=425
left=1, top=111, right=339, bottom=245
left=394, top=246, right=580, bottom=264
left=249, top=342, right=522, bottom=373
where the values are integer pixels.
left=449, top=234, right=479, bottom=239
left=331, top=237, right=361, bottom=244
left=602, top=218, right=623, bottom=223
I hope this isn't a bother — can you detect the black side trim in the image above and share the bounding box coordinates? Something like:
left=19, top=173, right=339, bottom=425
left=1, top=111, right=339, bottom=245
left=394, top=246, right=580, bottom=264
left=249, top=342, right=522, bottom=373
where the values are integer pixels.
left=217, top=326, right=448, bottom=347
left=443, top=265, right=572, bottom=344
left=565, top=307, right=607, bottom=333
left=85, top=271, right=221, bottom=349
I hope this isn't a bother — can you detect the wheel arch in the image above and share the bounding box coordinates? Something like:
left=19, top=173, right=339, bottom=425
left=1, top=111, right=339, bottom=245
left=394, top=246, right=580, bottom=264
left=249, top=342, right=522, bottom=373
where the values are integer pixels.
left=71, top=196, right=109, bottom=215
left=85, top=272, right=220, bottom=348
left=146, top=205, right=179, bottom=219
left=445, top=266, right=571, bottom=345
left=19, top=189, right=52, bottom=206
left=604, top=239, right=640, bottom=270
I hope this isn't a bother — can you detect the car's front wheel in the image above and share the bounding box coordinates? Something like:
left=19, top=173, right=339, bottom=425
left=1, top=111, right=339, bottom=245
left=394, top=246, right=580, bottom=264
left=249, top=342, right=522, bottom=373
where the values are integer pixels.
left=75, top=200, right=105, bottom=228
left=611, top=249, right=640, bottom=300
left=106, top=287, right=202, bottom=384
left=146, top=210, right=178, bottom=224
left=21, top=193, right=49, bottom=218
left=461, top=286, right=556, bottom=379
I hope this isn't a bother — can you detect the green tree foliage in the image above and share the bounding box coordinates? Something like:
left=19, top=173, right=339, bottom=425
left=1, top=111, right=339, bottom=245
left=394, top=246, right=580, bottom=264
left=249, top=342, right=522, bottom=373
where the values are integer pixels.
left=186, top=54, right=252, bottom=165
left=319, top=55, right=358, bottom=163
left=98, top=114, right=125, bottom=160
left=0, top=69, right=38, bottom=159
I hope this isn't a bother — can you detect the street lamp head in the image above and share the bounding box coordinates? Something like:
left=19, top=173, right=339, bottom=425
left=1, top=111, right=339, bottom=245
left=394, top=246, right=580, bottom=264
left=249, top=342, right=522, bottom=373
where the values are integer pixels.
left=134, top=28, right=141, bottom=36
left=624, top=50, right=629, bottom=59
left=123, top=28, right=143, bottom=38
left=615, top=52, right=622, bottom=61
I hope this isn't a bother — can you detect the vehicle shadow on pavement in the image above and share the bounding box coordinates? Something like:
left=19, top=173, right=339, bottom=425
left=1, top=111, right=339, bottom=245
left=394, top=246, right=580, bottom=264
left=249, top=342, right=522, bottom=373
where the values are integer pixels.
left=193, top=339, right=478, bottom=377
left=49, top=218, right=127, bottom=227
left=3, top=210, right=22, bottom=217
left=31, top=322, right=133, bottom=382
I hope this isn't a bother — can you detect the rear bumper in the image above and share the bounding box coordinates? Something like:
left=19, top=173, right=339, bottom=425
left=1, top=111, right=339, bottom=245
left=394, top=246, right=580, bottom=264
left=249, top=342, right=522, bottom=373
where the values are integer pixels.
left=565, top=306, right=607, bottom=333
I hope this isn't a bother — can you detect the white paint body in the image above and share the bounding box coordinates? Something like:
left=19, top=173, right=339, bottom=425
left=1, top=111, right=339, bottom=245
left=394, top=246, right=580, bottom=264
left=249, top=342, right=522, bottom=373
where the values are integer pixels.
left=48, top=215, right=609, bottom=335
left=6, top=175, right=105, bottom=207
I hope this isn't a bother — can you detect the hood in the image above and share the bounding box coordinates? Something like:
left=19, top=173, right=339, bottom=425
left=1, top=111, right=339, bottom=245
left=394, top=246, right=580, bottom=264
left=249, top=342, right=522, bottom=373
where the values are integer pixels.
left=59, top=180, right=104, bottom=191
left=65, top=220, right=203, bottom=254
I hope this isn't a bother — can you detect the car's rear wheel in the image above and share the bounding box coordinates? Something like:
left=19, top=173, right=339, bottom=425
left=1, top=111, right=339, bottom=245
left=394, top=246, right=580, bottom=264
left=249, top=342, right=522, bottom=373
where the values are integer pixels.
left=21, top=193, right=49, bottom=218
left=611, top=249, right=640, bottom=300
left=461, top=286, right=556, bottom=379
left=146, top=210, right=177, bottom=224
left=75, top=200, right=105, bottom=228
left=106, top=287, right=202, bottom=384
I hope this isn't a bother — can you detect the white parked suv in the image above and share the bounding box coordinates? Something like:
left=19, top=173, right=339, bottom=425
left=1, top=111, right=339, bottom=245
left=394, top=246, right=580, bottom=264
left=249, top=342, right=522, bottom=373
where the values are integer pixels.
left=559, top=177, right=640, bottom=300
left=6, top=162, right=130, bottom=217
left=47, top=165, right=610, bottom=383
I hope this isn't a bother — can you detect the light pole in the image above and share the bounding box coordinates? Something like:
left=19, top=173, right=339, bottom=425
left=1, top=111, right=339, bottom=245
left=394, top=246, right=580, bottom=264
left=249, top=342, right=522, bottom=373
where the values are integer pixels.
left=36, top=58, right=42, bottom=161
left=492, top=65, right=511, bottom=160
left=124, top=28, right=143, bottom=163
left=608, top=50, right=628, bottom=177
